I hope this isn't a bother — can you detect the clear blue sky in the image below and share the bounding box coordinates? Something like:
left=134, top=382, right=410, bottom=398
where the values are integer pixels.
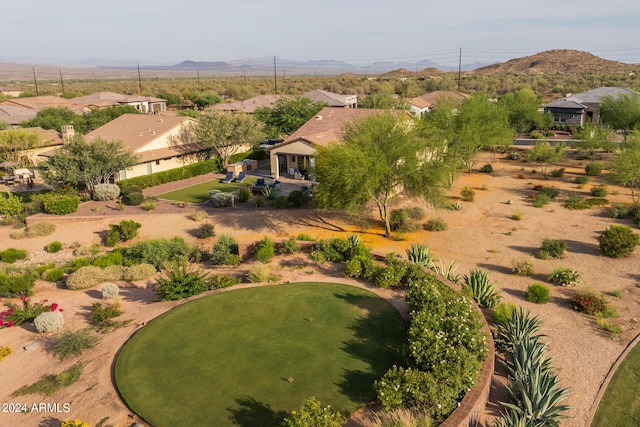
left=3, top=0, right=639, bottom=67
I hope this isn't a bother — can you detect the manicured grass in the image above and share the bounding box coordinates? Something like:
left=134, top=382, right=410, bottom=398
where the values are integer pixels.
left=591, top=341, right=640, bottom=425
left=157, top=176, right=258, bottom=203
left=115, top=282, right=406, bottom=427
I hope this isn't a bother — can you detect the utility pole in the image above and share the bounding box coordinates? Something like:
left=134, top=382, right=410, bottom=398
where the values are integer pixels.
left=197, top=69, right=201, bottom=89
left=457, top=48, right=462, bottom=92
left=59, top=69, right=65, bottom=96
left=137, top=62, right=143, bottom=94
left=32, top=67, right=39, bottom=96
left=273, top=56, right=278, bottom=94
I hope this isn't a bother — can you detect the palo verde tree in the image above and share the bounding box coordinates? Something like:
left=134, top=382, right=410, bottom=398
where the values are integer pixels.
left=254, top=95, right=327, bottom=136
left=600, top=92, right=640, bottom=140
left=22, top=107, right=87, bottom=133
left=0, top=128, right=42, bottom=165
left=528, top=140, right=566, bottom=176
left=498, top=88, right=552, bottom=133
left=573, top=120, right=617, bottom=160
left=40, top=136, right=138, bottom=197
left=610, top=129, right=640, bottom=202
left=313, top=111, right=449, bottom=237
left=194, top=111, right=265, bottom=168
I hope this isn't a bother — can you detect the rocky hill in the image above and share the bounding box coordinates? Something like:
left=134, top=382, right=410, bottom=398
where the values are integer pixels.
left=473, top=49, right=640, bottom=74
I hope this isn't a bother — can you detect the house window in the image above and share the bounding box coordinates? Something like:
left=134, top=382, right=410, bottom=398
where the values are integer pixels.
left=156, top=160, right=161, bottom=166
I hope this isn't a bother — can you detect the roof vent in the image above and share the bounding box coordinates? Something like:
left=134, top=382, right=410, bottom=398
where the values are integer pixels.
left=315, top=115, right=323, bottom=121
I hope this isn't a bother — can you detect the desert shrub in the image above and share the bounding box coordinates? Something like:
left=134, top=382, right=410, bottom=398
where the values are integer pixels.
left=505, top=151, right=521, bottom=160
left=261, top=186, right=279, bottom=200
left=569, top=289, right=608, bottom=315
left=463, top=269, right=500, bottom=308
left=590, top=186, right=608, bottom=198
left=406, top=206, right=425, bottom=220
left=445, top=201, right=462, bottom=210
left=574, top=175, right=589, bottom=185
left=46, top=241, right=63, bottom=253
left=89, top=301, right=129, bottom=332
left=279, top=237, right=299, bottom=255
left=101, top=265, right=122, bottom=282
left=123, top=237, right=193, bottom=269
left=34, top=311, right=64, bottom=333
left=66, top=266, right=105, bottom=290
left=424, top=217, right=447, bottom=231
left=122, top=263, right=157, bottom=281
left=210, top=274, right=241, bottom=289
left=101, top=283, right=119, bottom=299
left=140, top=201, right=155, bottom=211
left=197, top=222, right=215, bottom=239
left=25, top=221, right=56, bottom=238
left=513, top=259, right=534, bottom=276
left=274, top=195, right=289, bottom=209
left=42, top=194, right=81, bottom=215
left=550, top=168, right=565, bottom=177
left=1, top=248, right=28, bottom=263
left=492, top=302, right=517, bottom=327
left=92, top=251, right=123, bottom=268
left=344, top=257, right=365, bottom=278
left=526, top=283, right=551, bottom=304
left=610, top=202, right=630, bottom=219
left=188, top=210, right=208, bottom=222
left=371, top=408, right=432, bottom=427
left=154, top=264, right=211, bottom=301
left=92, top=183, right=121, bottom=201
left=480, top=163, right=493, bottom=173
left=63, top=257, right=90, bottom=273
left=0, top=346, right=12, bottom=361
left=532, top=193, right=550, bottom=208
left=43, top=268, right=64, bottom=282
left=297, top=233, right=316, bottom=241
left=406, top=244, right=436, bottom=269
left=287, top=190, right=306, bottom=207
left=121, top=185, right=142, bottom=196
left=598, top=224, right=640, bottom=258
left=247, top=262, right=278, bottom=283
left=210, top=192, right=234, bottom=207
left=0, top=192, right=23, bottom=216
left=540, top=238, right=566, bottom=258
left=460, top=186, right=475, bottom=202
left=237, top=187, right=251, bottom=203
left=389, top=209, right=420, bottom=232
left=585, top=162, right=603, bottom=176
left=0, top=272, right=37, bottom=297
left=535, top=186, right=560, bottom=199
left=254, top=195, right=265, bottom=208
left=281, top=396, right=345, bottom=427
left=255, top=236, right=276, bottom=262
left=106, top=220, right=141, bottom=247
left=548, top=267, right=582, bottom=287
left=34, top=262, right=56, bottom=276
left=210, top=234, right=239, bottom=265
left=125, top=192, right=144, bottom=206
left=373, top=256, right=408, bottom=289
left=54, top=329, right=98, bottom=360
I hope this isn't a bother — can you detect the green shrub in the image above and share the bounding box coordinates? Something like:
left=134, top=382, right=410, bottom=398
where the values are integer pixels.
left=42, top=194, right=81, bottom=215
left=373, top=256, right=408, bottom=289
left=188, top=210, right=208, bottom=222
left=92, top=251, right=123, bottom=268
left=569, top=289, right=608, bottom=315
left=140, top=201, right=156, bottom=211
left=46, top=241, right=63, bottom=253
left=424, top=217, right=447, bottom=231
left=590, top=186, right=608, bottom=198
left=101, top=283, right=119, bottom=299
left=1, top=248, right=28, bottom=263
left=599, top=224, right=640, bottom=258
left=210, top=235, right=239, bottom=265
left=126, top=192, right=145, bottom=206
left=274, top=195, right=288, bottom=209
left=255, top=236, right=276, bottom=262
left=406, top=206, right=425, bottom=220
left=247, top=262, right=277, bottom=283
left=64, top=257, right=90, bottom=273
left=0, top=192, right=23, bottom=216
left=66, top=266, right=105, bottom=290
left=480, top=163, right=493, bottom=173
left=535, top=186, right=560, bottom=199
left=540, top=238, right=566, bottom=259
left=210, top=274, right=241, bottom=289
left=254, top=195, right=265, bottom=208
left=34, top=311, right=64, bottom=333
left=526, top=283, right=551, bottom=304
left=344, top=258, right=364, bottom=278
left=585, top=162, right=603, bottom=176
left=533, top=193, right=550, bottom=208
left=406, top=243, right=436, bottom=269
left=122, top=263, right=157, bottom=281
left=279, top=237, right=299, bottom=255
left=0, top=272, right=37, bottom=296
left=548, top=267, right=582, bottom=287
left=463, top=269, right=500, bottom=308
left=117, top=159, right=220, bottom=190
left=610, top=202, right=630, bottom=219
left=210, top=192, right=234, bottom=208
left=550, top=168, right=565, bottom=178
left=89, top=301, right=129, bottom=332
left=43, top=268, right=65, bottom=282
left=389, top=209, right=420, bottom=232
left=296, top=233, right=316, bottom=241
left=92, top=183, right=121, bottom=201
left=154, top=264, right=211, bottom=301
left=574, top=175, right=589, bottom=185
left=197, top=222, right=215, bottom=239
left=461, top=186, right=475, bottom=202
left=121, top=185, right=142, bottom=196
left=513, top=259, right=534, bottom=276
left=105, top=220, right=141, bottom=247
left=237, top=187, right=251, bottom=203
left=287, top=190, right=307, bottom=207
left=54, top=329, right=98, bottom=360
left=123, top=237, right=193, bottom=269
left=25, top=222, right=56, bottom=238
left=281, top=396, right=345, bottom=427
left=492, top=302, right=517, bottom=327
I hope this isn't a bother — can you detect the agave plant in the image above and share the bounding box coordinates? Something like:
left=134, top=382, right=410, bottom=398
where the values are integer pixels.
left=505, top=337, right=554, bottom=379
left=406, top=243, right=437, bottom=270
left=493, top=409, right=546, bottom=427
left=433, top=259, right=461, bottom=284
left=462, top=269, right=500, bottom=308
left=261, top=186, right=280, bottom=200
left=495, top=307, right=545, bottom=352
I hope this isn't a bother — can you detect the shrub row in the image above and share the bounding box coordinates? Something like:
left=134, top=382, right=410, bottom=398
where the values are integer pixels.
left=0, top=192, right=23, bottom=216
left=42, top=194, right=81, bottom=215
left=66, top=263, right=157, bottom=290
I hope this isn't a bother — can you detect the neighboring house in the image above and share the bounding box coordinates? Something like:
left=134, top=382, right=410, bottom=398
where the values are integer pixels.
left=0, top=87, right=22, bottom=97
left=304, top=89, right=358, bottom=108
left=543, top=87, right=640, bottom=125
left=408, top=90, right=469, bottom=117
left=0, top=127, right=65, bottom=166
left=266, top=107, right=397, bottom=180
left=0, top=105, right=37, bottom=126
left=71, top=92, right=167, bottom=114
left=83, top=114, right=203, bottom=180
left=0, top=95, right=85, bottom=114
left=211, top=94, right=285, bottom=113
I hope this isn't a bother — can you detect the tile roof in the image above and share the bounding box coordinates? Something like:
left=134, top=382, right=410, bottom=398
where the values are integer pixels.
left=543, top=98, right=586, bottom=109
left=544, top=87, right=640, bottom=108
left=0, top=96, right=83, bottom=112
left=84, top=114, right=195, bottom=154
left=71, top=92, right=166, bottom=109
left=0, top=105, right=37, bottom=125
left=409, top=90, right=469, bottom=109
left=211, top=95, right=286, bottom=113
left=304, top=89, right=357, bottom=107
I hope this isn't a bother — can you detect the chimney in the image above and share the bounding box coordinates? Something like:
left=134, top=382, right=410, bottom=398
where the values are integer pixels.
left=61, top=125, right=75, bottom=142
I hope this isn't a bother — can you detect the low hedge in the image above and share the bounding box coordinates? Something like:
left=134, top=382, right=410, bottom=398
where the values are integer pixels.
left=42, top=194, right=81, bottom=215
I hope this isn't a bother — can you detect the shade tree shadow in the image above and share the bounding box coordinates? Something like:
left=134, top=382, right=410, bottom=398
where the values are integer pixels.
left=226, top=396, right=288, bottom=427
left=477, top=262, right=514, bottom=276
left=564, top=239, right=601, bottom=256
left=508, top=245, right=539, bottom=257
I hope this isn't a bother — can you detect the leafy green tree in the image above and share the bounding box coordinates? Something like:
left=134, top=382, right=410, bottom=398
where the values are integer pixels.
left=255, top=95, right=327, bottom=135
left=528, top=141, right=566, bottom=176
left=362, top=92, right=396, bottom=109
left=191, top=92, right=222, bottom=110
left=0, top=129, right=41, bottom=165
left=0, top=120, right=9, bottom=130
left=83, top=105, right=140, bottom=132
left=40, top=136, right=138, bottom=196
left=498, top=88, right=552, bottom=133
left=156, top=91, right=182, bottom=106
left=195, top=111, right=265, bottom=168
left=314, top=112, right=448, bottom=237
left=22, top=107, right=86, bottom=133
left=610, top=130, right=640, bottom=201
left=600, top=93, right=640, bottom=139
left=573, top=120, right=617, bottom=160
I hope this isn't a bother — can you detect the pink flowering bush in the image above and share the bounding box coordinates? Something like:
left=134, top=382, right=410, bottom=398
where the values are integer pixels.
left=0, top=294, right=63, bottom=329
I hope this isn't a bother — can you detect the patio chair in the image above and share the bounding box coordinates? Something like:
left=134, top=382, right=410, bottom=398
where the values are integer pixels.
left=222, top=171, right=234, bottom=183
left=235, top=172, right=246, bottom=183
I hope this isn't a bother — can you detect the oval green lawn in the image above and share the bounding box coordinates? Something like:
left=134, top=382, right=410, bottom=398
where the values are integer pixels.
left=115, top=282, right=406, bottom=427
